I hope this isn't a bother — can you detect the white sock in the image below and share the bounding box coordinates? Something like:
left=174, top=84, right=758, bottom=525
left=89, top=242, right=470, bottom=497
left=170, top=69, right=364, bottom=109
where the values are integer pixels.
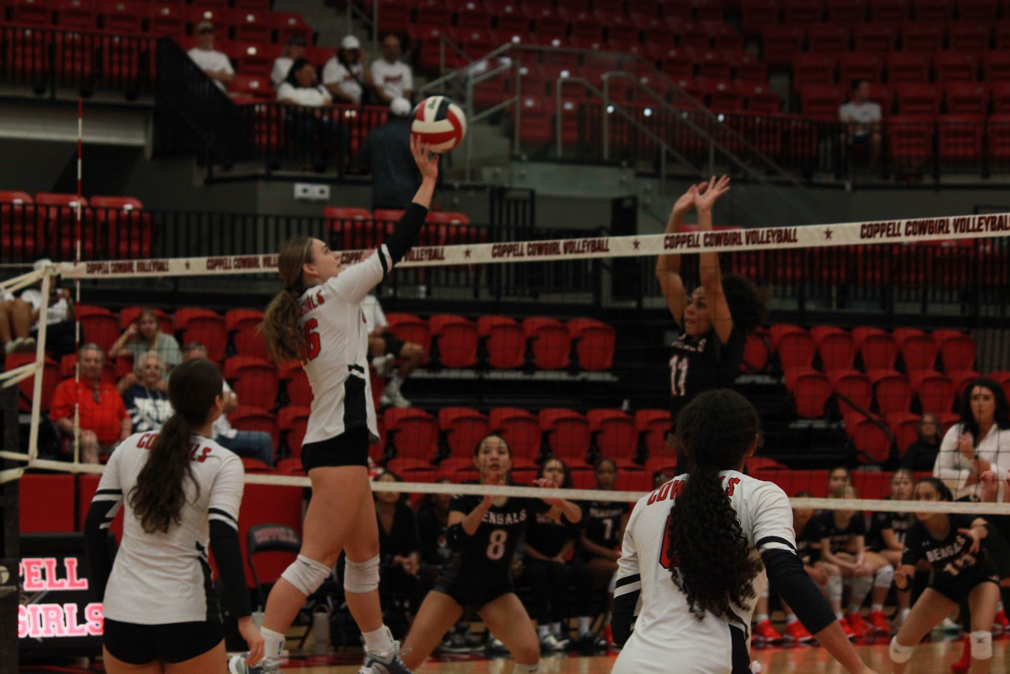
left=900, top=608, right=910, bottom=619
left=578, top=616, right=591, bottom=635
left=999, top=602, right=1005, bottom=611
left=871, top=603, right=883, bottom=612
left=262, top=627, right=285, bottom=660
left=537, top=624, right=549, bottom=638
left=362, top=626, right=395, bottom=659
left=516, top=662, right=539, bottom=674
left=786, top=614, right=798, bottom=625
left=755, top=613, right=769, bottom=623
left=604, top=611, right=611, bottom=625
left=836, top=612, right=844, bottom=620
left=847, top=606, right=861, bottom=615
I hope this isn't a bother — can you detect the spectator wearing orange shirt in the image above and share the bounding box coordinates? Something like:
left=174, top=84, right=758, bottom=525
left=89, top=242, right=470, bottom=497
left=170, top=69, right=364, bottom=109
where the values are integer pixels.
left=51, top=343, right=131, bottom=464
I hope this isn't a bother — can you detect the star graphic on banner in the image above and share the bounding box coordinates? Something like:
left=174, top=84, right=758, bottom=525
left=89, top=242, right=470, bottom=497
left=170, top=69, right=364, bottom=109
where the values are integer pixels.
left=464, top=248, right=472, bottom=258
left=633, top=239, right=641, bottom=249
left=824, top=228, right=833, bottom=240
left=184, top=261, right=190, bottom=269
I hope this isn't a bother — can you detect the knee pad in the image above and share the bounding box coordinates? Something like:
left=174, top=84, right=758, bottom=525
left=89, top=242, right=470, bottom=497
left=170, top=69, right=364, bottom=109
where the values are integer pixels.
left=874, top=564, right=895, bottom=589
left=827, top=575, right=843, bottom=603
left=847, top=574, right=873, bottom=601
left=970, top=631, right=993, bottom=660
left=889, top=637, right=914, bottom=664
left=281, top=554, right=332, bottom=597
left=344, top=555, right=380, bottom=594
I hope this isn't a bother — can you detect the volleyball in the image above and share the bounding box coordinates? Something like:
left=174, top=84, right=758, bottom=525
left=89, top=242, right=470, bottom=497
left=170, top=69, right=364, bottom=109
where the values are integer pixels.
left=411, top=96, right=467, bottom=153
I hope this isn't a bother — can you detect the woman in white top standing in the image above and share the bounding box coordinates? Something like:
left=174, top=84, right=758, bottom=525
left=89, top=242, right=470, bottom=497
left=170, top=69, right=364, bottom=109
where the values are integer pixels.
left=230, top=136, right=438, bottom=674
left=84, top=358, right=263, bottom=673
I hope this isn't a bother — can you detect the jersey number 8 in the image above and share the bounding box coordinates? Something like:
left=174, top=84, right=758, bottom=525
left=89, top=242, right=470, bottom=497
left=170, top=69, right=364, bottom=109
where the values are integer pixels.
left=487, top=530, right=508, bottom=560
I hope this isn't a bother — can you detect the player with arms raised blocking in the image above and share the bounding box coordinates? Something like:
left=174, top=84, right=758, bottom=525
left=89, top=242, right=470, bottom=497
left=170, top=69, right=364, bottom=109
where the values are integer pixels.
left=611, top=389, right=877, bottom=674
left=229, top=136, right=439, bottom=674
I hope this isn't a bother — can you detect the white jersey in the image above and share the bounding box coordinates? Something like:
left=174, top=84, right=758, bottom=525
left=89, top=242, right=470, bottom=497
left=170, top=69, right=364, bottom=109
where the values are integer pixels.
left=90, top=432, right=244, bottom=624
left=612, top=471, right=795, bottom=674
left=299, top=245, right=395, bottom=445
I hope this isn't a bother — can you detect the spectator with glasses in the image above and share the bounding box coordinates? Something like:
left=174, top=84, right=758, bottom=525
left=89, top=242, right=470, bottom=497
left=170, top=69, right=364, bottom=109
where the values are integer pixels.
left=121, top=351, right=173, bottom=434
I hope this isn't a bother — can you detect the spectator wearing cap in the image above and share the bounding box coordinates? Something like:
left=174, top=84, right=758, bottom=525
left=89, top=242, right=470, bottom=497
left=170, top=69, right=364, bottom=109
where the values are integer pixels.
left=370, top=34, right=413, bottom=104
left=187, top=20, right=234, bottom=93
left=322, top=34, right=374, bottom=105
left=358, top=97, right=421, bottom=210
left=271, top=34, right=307, bottom=89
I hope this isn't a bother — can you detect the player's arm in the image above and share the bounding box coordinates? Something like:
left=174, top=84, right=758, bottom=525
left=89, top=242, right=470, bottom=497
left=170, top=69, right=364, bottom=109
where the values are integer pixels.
left=611, top=503, right=642, bottom=647
left=83, top=449, right=124, bottom=599
left=820, top=536, right=857, bottom=572
left=449, top=495, right=491, bottom=542
left=580, top=529, right=619, bottom=560
left=880, top=527, right=903, bottom=552
left=208, top=457, right=253, bottom=620
left=933, top=426, right=974, bottom=488
left=655, top=185, right=697, bottom=327
left=694, top=176, right=734, bottom=345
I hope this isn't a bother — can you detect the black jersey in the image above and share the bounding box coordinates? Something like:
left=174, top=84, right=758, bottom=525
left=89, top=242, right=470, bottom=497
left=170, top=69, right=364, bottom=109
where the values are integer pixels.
left=810, top=510, right=866, bottom=555
left=442, top=493, right=552, bottom=587
left=795, top=517, right=822, bottom=565
left=868, top=508, right=915, bottom=551
left=525, top=508, right=578, bottom=558
left=902, top=513, right=988, bottom=576
left=417, top=507, right=452, bottom=567
left=581, top=500, right=629, bottom=552
left=668, top=326, right=745, bottom=421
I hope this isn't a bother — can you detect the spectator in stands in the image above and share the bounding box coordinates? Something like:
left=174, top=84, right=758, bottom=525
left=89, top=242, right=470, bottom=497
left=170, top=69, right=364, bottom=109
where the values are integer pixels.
left=323, top=35, right=374, bottom=106
left=182, top=342, right=274, bottom=468
left=51, top=343, right=131, bottom=464
left=521, top=458, right=593, bottom=653
left=110, top=308, right=181, bottom=393
left=358, top=98, right=421, bottom=211
left=866, top=468, right=916, bottom=630
left=655, top=177, right=768, bottom=451
left=838, top=79, right=881, bottom=173
left=2, top=259, right=75, bottom=356
left=374, top=470, right=423, bottom=636
left=121, top=351, right=173, bottom=434
left=371, top=35, right=413, bottom=104
left=827, top=465, right=852, bottom=498
left=362, top=292, right=424, bottom=408
left=902, top=413, right=942, bottom=472
left=0, top=286, right=35, bottom=354
left=271, top=35, right=307, bottom=89
left=187, top=21, right=234, bottom=93
left=278, top=58, right=349, bottom=173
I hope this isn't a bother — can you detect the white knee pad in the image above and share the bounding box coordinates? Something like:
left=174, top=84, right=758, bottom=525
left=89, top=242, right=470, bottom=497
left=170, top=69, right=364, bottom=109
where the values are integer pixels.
left=344, top=555, right=380, bottom=594
left=970, top=631, right=993, bottom=660
left=827, top=575, right=843, bottom=602
left=281, top=554, right=332, bottom=597
left=889, top=637, right=914, bottom=663
left=874, top=564, right=895, bottom=589
left=847, top=574, right=873, bottom=603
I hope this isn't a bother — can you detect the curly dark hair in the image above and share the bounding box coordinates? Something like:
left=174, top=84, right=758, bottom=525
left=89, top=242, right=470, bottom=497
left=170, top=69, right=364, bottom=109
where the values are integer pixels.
left=720, top=273, right=768, bottom=335
left=957, top=377, right=1010, bottom=441
left=668, top=389, right=763, bottom=622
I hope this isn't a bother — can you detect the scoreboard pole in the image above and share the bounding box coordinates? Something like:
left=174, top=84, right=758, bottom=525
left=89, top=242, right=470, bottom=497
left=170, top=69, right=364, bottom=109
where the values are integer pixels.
left=0, top=384, right=19, bottom=674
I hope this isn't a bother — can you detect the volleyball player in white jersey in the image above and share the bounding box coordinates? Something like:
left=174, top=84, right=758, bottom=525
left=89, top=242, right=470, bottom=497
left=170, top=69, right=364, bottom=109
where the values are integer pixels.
left=84, top=358, right=263, bottom=673
left=611, top=389, right=878, bottom=674
left=229, top=136, right=439, bottom=674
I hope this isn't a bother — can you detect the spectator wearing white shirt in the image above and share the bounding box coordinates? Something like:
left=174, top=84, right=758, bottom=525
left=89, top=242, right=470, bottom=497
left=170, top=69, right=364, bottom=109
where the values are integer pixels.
left=838, top=79, right=882, bottom=170
left=2, top=259, right=75, bottom=355
left=370, top=35, right=413, bottom=104
left=322, top=35, right=373, bottom=105
left=270, top=35, right=307, bottom=89
left=187, top=21, right=234, bottom=93
left=362, top=293, right=424, bottom=408
left=0, top=287, right=34, bottom=354
left=278, top=58, right=349, bottom=172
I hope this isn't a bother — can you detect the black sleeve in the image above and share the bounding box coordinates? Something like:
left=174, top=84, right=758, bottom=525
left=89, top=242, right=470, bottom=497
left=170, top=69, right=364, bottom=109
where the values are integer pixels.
left=209, top=520, right=252, bottom=619
left=83, top=500, right=119, bottom=601
left=611, top=573, right=641, bottom=647
left=762, top=549, right=837, bottom=636
left=384, top=202, right=429, bottom=264
left=447, top=522, right=467, bottom=550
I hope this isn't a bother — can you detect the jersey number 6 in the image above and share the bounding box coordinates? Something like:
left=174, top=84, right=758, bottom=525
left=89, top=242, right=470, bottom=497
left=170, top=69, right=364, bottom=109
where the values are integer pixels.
left=303, top=319, right=321, bottom=361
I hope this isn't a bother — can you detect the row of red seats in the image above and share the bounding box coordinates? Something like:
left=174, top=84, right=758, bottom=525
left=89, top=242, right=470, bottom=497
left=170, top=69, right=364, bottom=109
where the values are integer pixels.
left=323, top=206, right=479, bottom=250
left=793, top=52, right=1010, bottom=92
left=743, top=0, right=1006, bottom=35
left=3, top=0, right=312, bottom=45
left=801, top=81, right=1010, bottom=118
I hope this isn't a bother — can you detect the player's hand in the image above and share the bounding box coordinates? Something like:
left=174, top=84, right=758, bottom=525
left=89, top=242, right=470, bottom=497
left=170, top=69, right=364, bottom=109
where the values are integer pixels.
left=958, top=527, right=982, bottom=555
left=410, top=134, right=439, bottom=181
left=809, top=566, right=829, bottom=586
left=237, top=616, right=264, bottom=666
left=693, top=175, right=730, bottom=213
left=958, top=433, right=975, bottom=461
left=670, top=184, right=699, bottom=221
left=534, top=477, right=565, bottom=507
left=894, top=567, right=909, bottom=591
left=980, top=470, right=999, bottom=502
left=125, top=324, right=138, bottom=339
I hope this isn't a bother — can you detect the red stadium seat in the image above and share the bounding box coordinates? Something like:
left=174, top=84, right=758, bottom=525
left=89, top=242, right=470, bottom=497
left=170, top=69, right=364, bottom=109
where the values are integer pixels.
left=994, top=85, right=1010, bottom=114
left=279, top=362, right=312, bottom=407
left=762, top=26, right=805, bottom=68
left=225, top=308, right=264, bottom=333
left=900, top=22, right=942, bottom=52
left=740, top=0, right=779, bottom=35
left=277, top=405, right=310, bottom=459
left=635, top=409, right=671, bottom=456
left=886, top=411, right=920, bottom=457
left=488, top=407, right=541, bottom=468
left=944, top=83, right=988, bottom=115
left=792, top=54, right=838, bottom=91
left=385, top=313, right=431, bottom=356
left=810, top=325, right=856, bottom=372
left=783, top=0, right=824, bottom=24
left=22, top=474, right=76, bottom=533
left=934, top=52, right=979, bottom=84
left=889, top=114, right=935, bottom=163
left=384, top=407, right=438, bottom=475
left=438, top=407, right=490, bottom=462
left=908, top=370, right=955, bottom=414
left=853, top=23, right=895, bottom=53
left=887, top=52, right=931, bottom=84
left=869, top=0, right=909, bottom=21
left=934, top=331, right=976, bottom=370
left=830, top=369, right=874, bottom=415
left=895, top=85, right=941, bottom=115
left=76, top=304, right=121, bottom=354
left=4, top=352, right=58, bottom=413
left=588, top=409, right=639, bottom=469
left=175, top=308, right=228, bottom=363
left=938, top=114, right=985, bottom=161
left=772, top=326, right=816, bottom=371
left=522, top=317, right=571, bottom=370
left=224, top=356, right=278, bottom=411
left=827, top=0, right=866, bottom=24
left=948, top=22, right=989, bottom=52
left=429, top=314, right=478, bottom=369
left=844, top=414, right=893, bottom=464
left=56, top=0, right=97, bottom=29
left=990, top=371, right=1010, bottom=401
left=477, top=316, right=526, bottom=370
left=237, top=484, right=303, bottom=587
left=90, top=195, right=152, bottom=259
left=232, top=327, right=268, bottom=359
left=272, top=12, right=313, bottom=46
left=839, top=53, right=883, bottom=87
left=800, top=84, right=846, bottom=119
left=741, top=331, right=772, bottom=372
left=960, top=0, right=997, bottom=20
left=785, top=367, right=832, bottom=418
left=853, top=326, right=898, bottom=370
left=808, top=25, right=851, bottom=55
left=539, top=408, right=591, bottom=468
left=947, top=369, right=981, bottom=394
left=868, top=369, right=913, bottom=414
left=893, top=327, right=937, bottom=371
left=230, top=408, right=278, bottom=449
left=567, top=318, right=615, bottom=371
left=983, top=51, right=1010, bottom=83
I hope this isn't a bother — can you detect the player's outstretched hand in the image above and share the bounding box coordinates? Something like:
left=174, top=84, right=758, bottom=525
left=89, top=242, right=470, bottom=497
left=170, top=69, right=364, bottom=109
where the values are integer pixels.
left=237, top=616, right=264, bottom=666
left=670, top=184, right=699, bottom=221
left=534, top=477, right=566, bottom=507
left=957, top=527, right=982, bottom=555
left=410, top=134, right=439, bottom=181
left=693, top=175, right=731, bottom=213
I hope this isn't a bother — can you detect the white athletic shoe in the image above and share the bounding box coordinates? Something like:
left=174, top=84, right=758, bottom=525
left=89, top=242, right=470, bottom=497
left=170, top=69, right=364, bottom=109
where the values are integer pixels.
left=539, top=633, right=567, bottom=653
left=228, top=654, right=281, bottom=674
left=363, top=633, right=413, bottom=674
left=380, top=390, right=411, bottom=408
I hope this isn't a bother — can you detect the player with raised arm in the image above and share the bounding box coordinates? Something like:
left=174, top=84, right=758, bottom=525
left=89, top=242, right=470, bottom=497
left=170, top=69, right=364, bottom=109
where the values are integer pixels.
left=229, top=136, right=438, bottom=674
left=610, top=389, right=878, bottom=674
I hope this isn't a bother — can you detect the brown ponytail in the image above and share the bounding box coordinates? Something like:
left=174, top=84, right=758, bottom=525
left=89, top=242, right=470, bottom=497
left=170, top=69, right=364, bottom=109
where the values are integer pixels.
left=129, top=358, right=223, bottom=534
left=261, top=237, right=315, bottom=363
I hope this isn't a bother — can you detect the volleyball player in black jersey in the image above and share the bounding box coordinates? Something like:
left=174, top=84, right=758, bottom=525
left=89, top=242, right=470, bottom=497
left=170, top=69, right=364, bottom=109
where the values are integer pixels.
left=890, top=478, right=999, bottom=674
left=398, top=435, right=582, bottom=672
left=865, top=468, right=915, bottom=629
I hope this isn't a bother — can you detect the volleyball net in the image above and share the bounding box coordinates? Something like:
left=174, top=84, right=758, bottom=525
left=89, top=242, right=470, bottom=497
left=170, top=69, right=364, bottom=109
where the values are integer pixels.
left=3, top=211, right=1010, bottom=519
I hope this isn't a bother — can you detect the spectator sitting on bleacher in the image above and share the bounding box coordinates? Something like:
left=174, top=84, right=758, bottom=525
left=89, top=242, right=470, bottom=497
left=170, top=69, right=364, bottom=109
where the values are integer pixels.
left=323, top=35, right=374, bottom=105
left=182, top=342, right=274, bottom=467
left=271, top=35, right=307, bottom=89
left=358, top=98, right=421, bottom=211
left=901, top=413, right=942, bottom=472
left=1, top=286, right=35, bottom=355
left=362, top=292, right=423, bottom=408
left=2, top=259, right=76, bottom=356
left=838, top=79, right=881, bottom=170
left=278, top=59, right=352, bottom=173
left=187, top=21, right=234, bottom=93
left=121, top=351, right=172, bottom=434
left=110, top=308, right=181, bottom=394
left=51, top=343, right=131, bottom=464
left=827, top=465, right=852, bottom=498
left=374, top=470, right=424, bottom=636
left=371, top=35, right=413, bottom=104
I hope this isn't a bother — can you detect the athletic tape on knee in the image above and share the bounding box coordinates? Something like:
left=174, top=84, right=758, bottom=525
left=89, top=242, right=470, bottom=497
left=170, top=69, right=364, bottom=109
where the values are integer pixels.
left=970, top=631, right=993, bottom=660
left=344, top=555, right=380, bottom=593
left=281, top=554, right=331, bottom=597
left=827, top=575, right=843, bottom=602
left=874, top=564, right=895, bottom=589
left=847, top=575, right=873, bottom=604
left=889, top=637, right=914, bottom=663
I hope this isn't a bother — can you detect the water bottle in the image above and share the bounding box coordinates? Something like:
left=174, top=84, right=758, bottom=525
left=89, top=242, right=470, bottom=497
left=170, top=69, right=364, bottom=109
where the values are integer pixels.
left=312, top=606, right=331, bottom=657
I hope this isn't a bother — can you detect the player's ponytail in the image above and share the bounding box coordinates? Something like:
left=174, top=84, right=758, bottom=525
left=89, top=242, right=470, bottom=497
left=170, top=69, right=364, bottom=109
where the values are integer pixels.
left=129, top=358, right=223, bottom=534
left=262, top=237, right=314, bottom=362
left=667, top=389, right=763, bottom=622
left=721, top=273, right=768, bottom=335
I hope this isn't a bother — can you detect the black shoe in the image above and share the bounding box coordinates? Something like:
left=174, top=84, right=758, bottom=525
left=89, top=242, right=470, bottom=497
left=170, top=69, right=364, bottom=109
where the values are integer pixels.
left=576, top=632, right=609, bottom=654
